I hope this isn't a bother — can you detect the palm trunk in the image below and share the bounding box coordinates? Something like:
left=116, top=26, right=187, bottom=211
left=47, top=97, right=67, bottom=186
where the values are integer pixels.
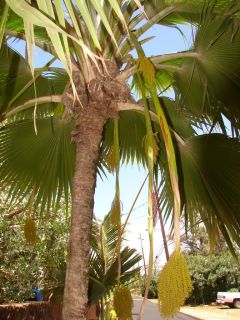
left=61, top=62, right=129, bottom=320
left=62, top=101, right=113, bottom=320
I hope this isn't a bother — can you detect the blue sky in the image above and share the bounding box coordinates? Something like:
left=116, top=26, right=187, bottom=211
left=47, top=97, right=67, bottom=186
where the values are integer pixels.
left=9, top=22, right=193, bottom=268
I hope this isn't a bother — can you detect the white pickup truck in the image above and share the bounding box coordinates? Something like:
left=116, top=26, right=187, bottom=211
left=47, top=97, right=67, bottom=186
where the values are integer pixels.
left=217, top=292, right=240, bottom=308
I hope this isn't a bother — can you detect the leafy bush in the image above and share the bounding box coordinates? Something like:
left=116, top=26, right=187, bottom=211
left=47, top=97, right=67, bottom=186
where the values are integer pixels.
left=228, top=288, right=238, bottom=292
left=185, top=252, right=240, bottom=305
left=141, top=279, right=158, bottom=299
left=0, top=205, right=70, bottom=303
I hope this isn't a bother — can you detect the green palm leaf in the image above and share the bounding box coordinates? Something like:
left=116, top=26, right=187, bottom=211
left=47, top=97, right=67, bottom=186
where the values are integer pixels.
left=0, top=45, right=67, bottom=116
left=89, top=213, right=141, bottom=304
left=145, top=0, right=240, bottom=26
left=174, top=11, right=240, bottom=128
left=102, top=110, right=148, bottom=166
left=0, top=117, right=75, bottom=213
left=159, top=133, right=240, bottom=254
left=179, top=134, right=240, bottom=246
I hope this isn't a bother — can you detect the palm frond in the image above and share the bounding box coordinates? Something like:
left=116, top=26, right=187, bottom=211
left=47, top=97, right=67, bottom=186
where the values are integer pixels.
left=88, top=213, right=141, bottom=303
left=102, top=110, right=148, bottom=166
left=145, top=0, right=240, bottom=26
left=0, top=117, right=75, bottom=214
left=159, top=133, right=240, bottom=253
left=174, top=10, right=240, bottom=130
left=89, top=246, right=141, bottom=304
left=0, top=44, right=68, bottom=117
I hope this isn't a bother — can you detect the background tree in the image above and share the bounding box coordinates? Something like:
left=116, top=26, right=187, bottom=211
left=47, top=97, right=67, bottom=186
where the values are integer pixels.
left=182, top=218, right=229, bottom=256
left=0, top=199, right=141, bottom=319
left=183, top=220, right=240, bottom=305
left=186, top=252, right=240, bottom=305
left=0, top=196, right=70, bottom=304
left=1, top=1, right=240, bottom=319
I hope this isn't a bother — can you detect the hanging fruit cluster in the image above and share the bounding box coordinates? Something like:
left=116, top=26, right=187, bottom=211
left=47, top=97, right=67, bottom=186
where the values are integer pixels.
left=157, top=248, right=192, bottom=318
left=24, top=218, right=37, bottom=244
left=113, top=286, right=133, bottom=320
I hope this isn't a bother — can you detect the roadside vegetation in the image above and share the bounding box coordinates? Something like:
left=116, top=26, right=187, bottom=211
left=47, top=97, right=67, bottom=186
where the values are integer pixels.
left=0, top=197, right=141, bottom=319
left=141, top=222, right=240, bottom=305
left=185, top=226, right=240, bottom=305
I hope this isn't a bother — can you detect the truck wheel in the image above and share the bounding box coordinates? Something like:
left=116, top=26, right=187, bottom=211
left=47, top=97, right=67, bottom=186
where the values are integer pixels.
left=233, top=299, right=240, bottom=309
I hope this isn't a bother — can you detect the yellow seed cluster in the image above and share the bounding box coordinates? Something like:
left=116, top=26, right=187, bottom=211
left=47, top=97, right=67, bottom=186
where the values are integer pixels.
left=113, top=286, right=133, bottom=320
left=24, top=218, right=37, bottom=244
left=136, top=55, right=155, bottom=85
left=157, top=249, right=192, bottom=319
left=110, top=197, right=121, bottom=226
left=105, top=145, right=116, bottom=173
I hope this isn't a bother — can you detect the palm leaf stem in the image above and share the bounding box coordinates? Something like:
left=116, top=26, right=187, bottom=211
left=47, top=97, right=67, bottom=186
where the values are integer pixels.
left=135, top=68, right=154, bottom=320
left=153, top=182, right=169, bottom=261
left=121, top=174, right=148, bottom=236
left=116, top=51, right=198, bottom=81
left=134, top=4, right=176, bottom=39
left=7, top=56, right=57, bottom=110
left=151, top=51, right=198, bottom=64
left=100, top=224, right=107, bottom=275
left=150, top=88, right=181, bottom=248
left=4, top=28, right=56, bottom=56
left=109, top=174, right=148, bottom=269
left=3, top=95, right=62, bottom=119
left=119, top=4, right=176, bottom=56
left=0, top=4, right=9, bottom=48
left=156, top=64, right=180, bottom=71
left=117, top=102, right=185, bottom=145
left=114, top=116, right=121, bottom=284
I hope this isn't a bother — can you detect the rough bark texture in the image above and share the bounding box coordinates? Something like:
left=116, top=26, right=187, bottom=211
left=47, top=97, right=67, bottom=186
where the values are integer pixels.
left=62, top=61, right=130, bottom=320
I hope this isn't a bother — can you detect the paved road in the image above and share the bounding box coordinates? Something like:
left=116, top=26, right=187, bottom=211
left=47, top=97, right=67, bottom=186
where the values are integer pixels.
left=181, top=305, right=240, bottom=320
left=133, top=298, right=199, bottom=320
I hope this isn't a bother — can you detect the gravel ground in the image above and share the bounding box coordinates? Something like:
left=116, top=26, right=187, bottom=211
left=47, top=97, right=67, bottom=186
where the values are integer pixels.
left=180, top=305, right=240, bottom=320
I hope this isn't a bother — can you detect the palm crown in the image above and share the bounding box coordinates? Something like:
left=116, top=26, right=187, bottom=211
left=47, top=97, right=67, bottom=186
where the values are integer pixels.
left=1, top=1, right=240, bottom=319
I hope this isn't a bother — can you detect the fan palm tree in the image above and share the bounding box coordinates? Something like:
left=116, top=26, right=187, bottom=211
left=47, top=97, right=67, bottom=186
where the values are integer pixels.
left=1, top=1, right=240, bottom=319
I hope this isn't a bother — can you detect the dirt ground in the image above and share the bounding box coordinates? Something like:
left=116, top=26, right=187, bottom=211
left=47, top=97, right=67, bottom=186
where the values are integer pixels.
left=180, top=305, right=240, bottom=320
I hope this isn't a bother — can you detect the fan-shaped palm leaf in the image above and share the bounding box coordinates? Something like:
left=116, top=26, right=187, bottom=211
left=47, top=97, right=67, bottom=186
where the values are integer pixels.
left=179, top=134, right=240, bottom=252
left=0, top=117, right=75, bottom=213
left=158, top=132, right=240, bottom=256
left=174, top=11, right=240, bottom=129
left=0, top=45, right=67, bottom=118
